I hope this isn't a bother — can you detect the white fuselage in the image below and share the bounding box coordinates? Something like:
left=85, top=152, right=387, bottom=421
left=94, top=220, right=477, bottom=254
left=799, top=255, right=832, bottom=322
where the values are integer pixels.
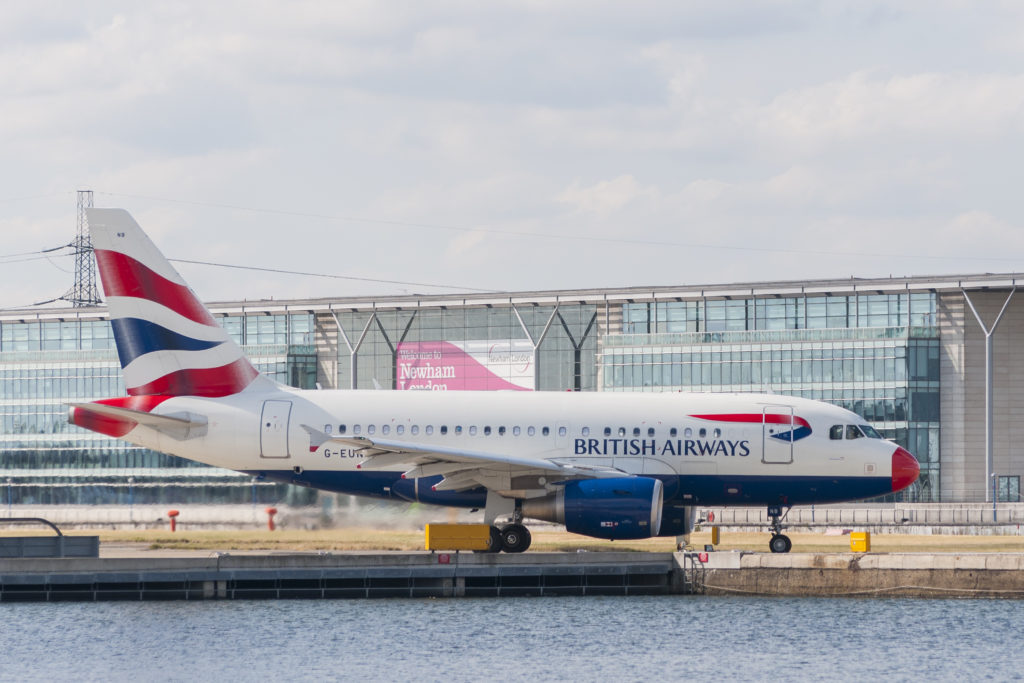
left=114, top=386, right=900, bottom=508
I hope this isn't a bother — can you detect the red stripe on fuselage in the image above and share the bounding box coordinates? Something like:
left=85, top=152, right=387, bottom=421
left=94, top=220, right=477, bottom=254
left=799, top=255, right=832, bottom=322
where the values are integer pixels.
left=127, top=358, right=258, bottom=397
left=70, top=395, right=173, bottom=438
left=94, top=249, right=216, bottom=326
left=690, top=413, right=810, bottom=428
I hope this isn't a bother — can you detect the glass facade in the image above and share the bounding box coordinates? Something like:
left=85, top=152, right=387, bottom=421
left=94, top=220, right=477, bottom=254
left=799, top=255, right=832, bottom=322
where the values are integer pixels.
left=0, top=283, right=995, bottom=506
left=332, top=304, right=599, bottom=392
left=623, top=293, right=936, bottom=333
left=0, top=314, right=318, bottom=506
left=605, top=293, right=940, bottom=502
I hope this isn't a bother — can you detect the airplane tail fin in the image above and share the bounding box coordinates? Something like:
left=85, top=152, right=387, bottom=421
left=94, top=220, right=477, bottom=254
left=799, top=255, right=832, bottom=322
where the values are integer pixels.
left=87, top=208, right=261, bottom=397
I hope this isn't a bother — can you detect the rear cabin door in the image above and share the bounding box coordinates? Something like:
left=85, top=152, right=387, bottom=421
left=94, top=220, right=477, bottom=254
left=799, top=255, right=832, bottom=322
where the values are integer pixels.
left=762, top=405, right=795, bottom=465
left=260, top=400, right=293, bottom=459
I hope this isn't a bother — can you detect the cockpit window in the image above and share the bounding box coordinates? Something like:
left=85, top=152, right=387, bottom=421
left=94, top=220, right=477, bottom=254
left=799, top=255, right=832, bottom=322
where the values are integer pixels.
left=829, top=425, right=844, bottom=440
left=846, top=425, right=864, bottom=440
left=859, top=424, right=883, bottom=439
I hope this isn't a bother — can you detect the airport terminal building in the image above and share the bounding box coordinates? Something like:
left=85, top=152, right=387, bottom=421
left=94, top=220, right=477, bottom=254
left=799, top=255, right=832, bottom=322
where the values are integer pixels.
left=2, top=272, right=1022, bottom=506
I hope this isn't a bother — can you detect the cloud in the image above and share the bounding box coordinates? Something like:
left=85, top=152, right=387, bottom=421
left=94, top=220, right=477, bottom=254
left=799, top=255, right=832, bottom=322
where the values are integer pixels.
left=1, top=1, right=1023, bottom=307
left=557, top=175, right=657, bottom=217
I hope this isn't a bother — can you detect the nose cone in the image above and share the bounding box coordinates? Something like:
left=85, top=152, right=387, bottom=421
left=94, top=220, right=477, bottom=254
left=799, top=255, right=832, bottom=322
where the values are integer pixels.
left=891, top=447, right=920, bottom=492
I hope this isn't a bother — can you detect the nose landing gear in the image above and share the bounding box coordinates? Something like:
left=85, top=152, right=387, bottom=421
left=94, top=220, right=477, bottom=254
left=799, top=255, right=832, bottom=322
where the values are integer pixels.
left=767, top=504, right=792, bottom=553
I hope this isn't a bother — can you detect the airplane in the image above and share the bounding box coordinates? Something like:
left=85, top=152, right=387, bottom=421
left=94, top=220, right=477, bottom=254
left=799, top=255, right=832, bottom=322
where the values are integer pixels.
left=69, top=209, right=920, bottom=554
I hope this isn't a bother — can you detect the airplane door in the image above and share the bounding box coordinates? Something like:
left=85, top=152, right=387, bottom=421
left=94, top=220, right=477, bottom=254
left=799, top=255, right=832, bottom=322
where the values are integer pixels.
left=762, top=405, right=794, bottom=464
left=260, top=400, right=292, bottom=459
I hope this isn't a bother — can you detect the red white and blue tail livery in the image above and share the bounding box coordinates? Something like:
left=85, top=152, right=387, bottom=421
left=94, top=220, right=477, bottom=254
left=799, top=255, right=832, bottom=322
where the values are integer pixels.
left=70, top=209, right=920, bottom=554
left=89, top=209, right=260, bottom=398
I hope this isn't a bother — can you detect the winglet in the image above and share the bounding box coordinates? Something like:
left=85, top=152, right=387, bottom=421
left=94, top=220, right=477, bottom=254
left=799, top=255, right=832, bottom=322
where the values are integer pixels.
left=301, top=424, right=331, bottom=452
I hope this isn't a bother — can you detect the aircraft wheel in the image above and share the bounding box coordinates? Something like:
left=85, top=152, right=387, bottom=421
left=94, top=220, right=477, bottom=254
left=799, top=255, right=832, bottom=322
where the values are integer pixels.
left=769, top=534, right=792, bottom=554
left=474, top=525, right=504, bottom=553
left=500, top=524, right=532, bottom=553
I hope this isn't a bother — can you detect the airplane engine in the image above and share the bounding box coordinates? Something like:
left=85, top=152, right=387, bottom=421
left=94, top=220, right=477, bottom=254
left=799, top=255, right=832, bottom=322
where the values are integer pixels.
left=656, top=504, right=695, bottom=537
left=522, top=477, right=664, bottom=540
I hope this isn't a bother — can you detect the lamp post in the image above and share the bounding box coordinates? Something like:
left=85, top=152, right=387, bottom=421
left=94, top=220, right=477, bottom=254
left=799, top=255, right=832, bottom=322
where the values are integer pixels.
left=128, top=476, right=135, bottom=523
left=992, top=473, right=998, bottom=522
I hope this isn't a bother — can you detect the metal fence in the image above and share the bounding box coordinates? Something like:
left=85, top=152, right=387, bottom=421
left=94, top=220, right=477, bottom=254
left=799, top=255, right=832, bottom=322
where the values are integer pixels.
left=704, top=503, right=1024, bottom=527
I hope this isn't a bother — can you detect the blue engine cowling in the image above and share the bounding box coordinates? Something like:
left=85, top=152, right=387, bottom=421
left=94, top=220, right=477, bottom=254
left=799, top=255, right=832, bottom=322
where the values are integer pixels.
left=562, top=477, right=664, bottom=540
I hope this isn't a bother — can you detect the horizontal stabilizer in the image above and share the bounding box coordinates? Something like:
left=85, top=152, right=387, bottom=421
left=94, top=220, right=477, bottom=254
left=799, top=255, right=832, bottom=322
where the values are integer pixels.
left=70, top=402, right=208, bottom=440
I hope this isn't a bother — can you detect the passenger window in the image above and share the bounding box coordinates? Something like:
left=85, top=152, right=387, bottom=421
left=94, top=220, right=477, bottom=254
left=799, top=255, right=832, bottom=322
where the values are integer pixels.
left=382, top=425, right=390, bottom=435
left=324, top=424, right=332, bottom=434
left=528, top=426, right=536, bottom=436
left=582, top=426, right=590, bottom=436
left=684, top=428, right=692, bottom=437
left=339, top=424, right=346, bottom=434
left=618, top=427, right=626, bottom=437
left=469, top=426, right=478, bottom=436
left=367, top=425, right=376, bottom=435
left=830, top=425, right=843, bottom=440
left=604, top=427, right=611, bottom=436
left=713, top=428, right=721, bottom=438
left=632, top=427, right=641, bottom=437
left=558, top=426, right=567, bottom=437
left=513, top=426, right=521, bottom=436
left=846, top=425, right=864, bottom=440
left=498, top=426, right=506, bottom=436
left=353, top=424, right=361, bottom=435
left=411, top=425, right=420, bottom=435
left=542, top=427, right=550, bottom=436
left=455, top=425, right=462, bottom=435
left=670, top=428, right=677, bottom=437
left=396, top=425, right=405, bottom=435
left=441, top=425, right=448, bottom=435
left=426, top=425, right=434, bottom=435
left=648, top=427, right=655, bottom=437
left=484, top=426, right=491, bottom=436
left=698, top=428, right=706, bottom=438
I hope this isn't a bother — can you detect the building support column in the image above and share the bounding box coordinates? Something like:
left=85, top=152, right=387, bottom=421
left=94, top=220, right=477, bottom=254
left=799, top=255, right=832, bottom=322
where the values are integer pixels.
left=331, top=311, right=375, bottom=390
left=513, top=304, right=559, bottom=390
left=962, top=287, right=1016, bottom=502
left=558, top=311, right=597, bottom=391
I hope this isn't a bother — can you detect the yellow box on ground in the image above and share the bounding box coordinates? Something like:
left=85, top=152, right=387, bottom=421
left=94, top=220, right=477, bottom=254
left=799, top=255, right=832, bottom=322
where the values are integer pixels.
left=425, top=524, right=492, bottom=551
left=850, top=531, right=871, bottom=552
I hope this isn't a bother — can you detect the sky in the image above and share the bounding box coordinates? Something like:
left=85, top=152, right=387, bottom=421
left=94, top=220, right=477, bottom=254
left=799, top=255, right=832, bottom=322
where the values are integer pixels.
left=2, top=1, right=1024, bottom=308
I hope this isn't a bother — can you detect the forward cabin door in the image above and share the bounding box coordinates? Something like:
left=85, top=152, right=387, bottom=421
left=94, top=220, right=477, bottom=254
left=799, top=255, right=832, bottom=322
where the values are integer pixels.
left=260, top=400, right=293, bottom=459
left=762, top=404, right=794, bottom=464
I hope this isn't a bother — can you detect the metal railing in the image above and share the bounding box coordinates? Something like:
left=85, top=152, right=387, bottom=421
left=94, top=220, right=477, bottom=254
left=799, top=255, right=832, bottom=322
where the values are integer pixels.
left=703, top=503, right=1024, bottom=527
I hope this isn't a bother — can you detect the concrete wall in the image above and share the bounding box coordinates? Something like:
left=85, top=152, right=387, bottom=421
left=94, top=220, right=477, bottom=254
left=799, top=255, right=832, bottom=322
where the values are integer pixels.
left=942, top=290, right=1024, bottom=501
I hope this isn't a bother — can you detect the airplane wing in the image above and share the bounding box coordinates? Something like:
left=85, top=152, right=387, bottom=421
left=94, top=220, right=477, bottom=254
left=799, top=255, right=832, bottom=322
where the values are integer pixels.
left=300, top=424, right=626, bottom=498
left=70, top=402, right=208, bottom=440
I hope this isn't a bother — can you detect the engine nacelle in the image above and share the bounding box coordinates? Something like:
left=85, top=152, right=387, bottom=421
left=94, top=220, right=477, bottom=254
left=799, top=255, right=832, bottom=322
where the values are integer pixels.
left=522, top=477, right=664, bottom=540
left=656, top=504, right=695, bottom=537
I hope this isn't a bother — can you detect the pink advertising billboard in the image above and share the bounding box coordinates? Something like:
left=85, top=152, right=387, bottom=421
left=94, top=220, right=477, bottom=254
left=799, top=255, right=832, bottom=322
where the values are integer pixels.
left=396, top=340, right=534, bottom=391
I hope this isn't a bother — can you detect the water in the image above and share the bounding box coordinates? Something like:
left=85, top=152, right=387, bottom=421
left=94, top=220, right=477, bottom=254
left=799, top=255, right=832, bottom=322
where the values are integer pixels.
left=0, top=596, right=1018, bottom=682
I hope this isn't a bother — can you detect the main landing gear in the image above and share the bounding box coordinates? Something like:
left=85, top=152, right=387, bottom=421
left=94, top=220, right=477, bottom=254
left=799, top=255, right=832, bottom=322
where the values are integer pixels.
left=480, top=522, right=532, bottom=553
left=480, top=493, right=533, bottom=553
left=497, top=523, right=531, bottom=553
left=767, top=504, right=792, bottom=554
